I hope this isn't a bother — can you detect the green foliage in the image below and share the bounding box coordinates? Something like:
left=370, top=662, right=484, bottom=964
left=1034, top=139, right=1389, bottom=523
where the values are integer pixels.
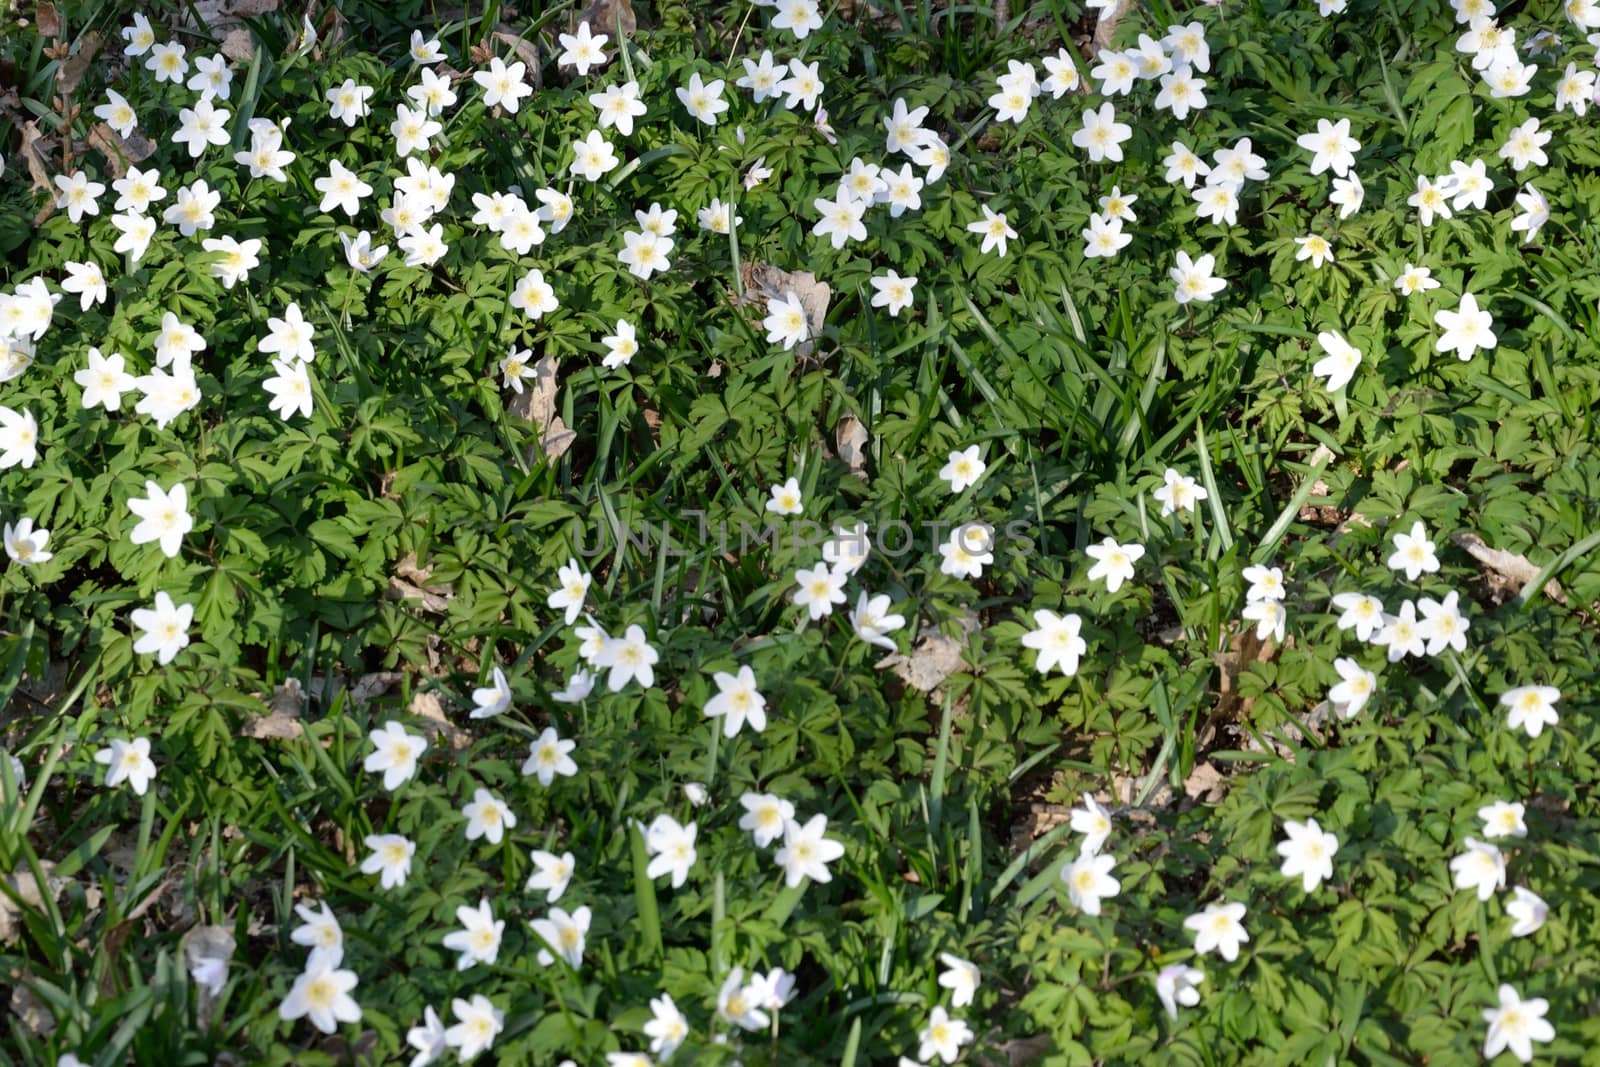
left=1, top=0, right=1599, bottom=1064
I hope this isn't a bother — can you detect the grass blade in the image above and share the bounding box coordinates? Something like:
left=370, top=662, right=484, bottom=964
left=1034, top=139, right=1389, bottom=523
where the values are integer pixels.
left=629, top=823, right=662, bottom=960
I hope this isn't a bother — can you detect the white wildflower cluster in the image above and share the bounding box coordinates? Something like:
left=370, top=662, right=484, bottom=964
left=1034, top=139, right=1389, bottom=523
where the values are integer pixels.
left=2, top=0, right=1591, bottom=1061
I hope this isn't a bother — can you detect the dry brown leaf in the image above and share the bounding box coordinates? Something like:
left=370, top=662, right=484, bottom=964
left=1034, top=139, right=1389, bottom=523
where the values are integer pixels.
left=875, top=614, right=978, bottom=693
left=578, top=0, right=638, bottom=36
left=1243, top=700, right=1328, bottom=762
left=124, top=870, right=183, bottom=924
left=509, top=354, right=577, bottom=463
left=386, top=577, right=450, bottom=614
left=311, top=3, right=348, bottom=55
left=836, top=0, right=903, bottom=29
left=1111, top=771, right=1171, bottom=808
left=387, top=553, right=454, bottom=613
left=181, top=923, right=238, bottom=965
left=306, top=671, right=347, bottom=709
left=54, top=31, right=102, bottom=95
left=1332, top=511, right=1372, bottom=537
left=180, top=924, right=236, bottom=1029
left=8, top=979, right=54, bottom=1037
left=351, top=672, right=402, bottom=704
left=243, top=679, right=305, bottom=740
left=1008, top=801, right=1069, bottom=853
left=104, top=834, right=141, bottom=873
left=36, top=3, right=62, bottom=37
left=315, top=1029, right=380, bottom=1066
left=741, top=263, right=832, bottom=352
left=1208, top=621, right=1281, bottom=734
left=19, top=121, right=55, bottom=198
left=1452, top=532, right=1568, bottom=605
left=491, top=31, right=543, bottom=90
left=186, top=0, right=278, bottom=30
left=0, top=866, right=63, bottom=947
left=1306, top=442, right=1335, bottom=498
left=1092, top=0, right=1132, bottom=53
left=394, top=552, right=433, bottom=585
left=878, top=632, right=964, bottom=692
left=270, top=679, right=303, bottom=714
left=221, top=27, right=256, bottom=61
left=85, top=123, right=153, bottom=178
left=1182, top=760, right=1227, bottom=802
left=187, top=0, right=234, bottom=26
left=835, top=413, right=868, bottom=479
left=15, top=659, right=68, bottom=721
left=243, top=711, right=304, bottom=740
left=1004, top=1034, right=1053, bottom=1066
left=410, top=690, right=471, bottom=750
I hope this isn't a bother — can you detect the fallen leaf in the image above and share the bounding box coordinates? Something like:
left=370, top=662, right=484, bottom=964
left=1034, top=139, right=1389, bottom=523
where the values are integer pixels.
left=104, top=834, right=141, bottom=873
left=834, top=413, right=868, bottom=479
left=315, top=1029, right=379, bottom=1066
left=387, top=553, right=454, bottom=613
left=1207, top=620, right=1282, bottom=737
left=578, top=0, right=638, bottom=36
left=1304, top=442, right=1335, bottom=499
left=306, top=671, right=347, bottom=709
left=491, top=31, right=543, bottom=90
left=394, top=552, right=434, bottom=585
left=741, top=263, right=832, bottom=350
left=1452, top=531, right=1568, bottom=606
left=169, top=0, right=276, bottom=32
left=386, top=577, right=450, bottom=614
left=124, top=870, right=182, bottom=923
left=221, top=27, right=256, bottom=61
left=1332, top=511, right=1372, bottom=536
left=15, top=658, right=68, bottom=720
left=1004, top=1034, right=1053, bottom=1067
left=836, top=0, right=903, bottom=28
left=180, top=923, right=236, bottom=1029
left=1113, top=771, right=1170, bottom=808
left=243, top=679, right=305, bottom=739
left=0, top=866, right=64, bottom=947
left=54, top=31, right=103, bottom=95
left=409, top=690, right=470, bottom=750
left=875, top=614, right=978, bottom=693
left=312, top=3, right=348, bottom=55
left=19, top=121, right=55, bottom=198
left=1092, top=0, right=1131, bottom=53
left=1242, top=699, right=1327, bottom=762
left=8, top=979, right=53, bottom=1037
left=351, top=672, right=402, bottom=704
left=86, top=123, right=153, bottom=178
left=186, top=0, right=233, bottom=26
left=1182, top=760, right=1227, bottom=802
left=508, top=354, right=577, bottom=463
left=1007, top=801, right=1070, bottom=853
left=36, top=3, right=61, bottom=37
